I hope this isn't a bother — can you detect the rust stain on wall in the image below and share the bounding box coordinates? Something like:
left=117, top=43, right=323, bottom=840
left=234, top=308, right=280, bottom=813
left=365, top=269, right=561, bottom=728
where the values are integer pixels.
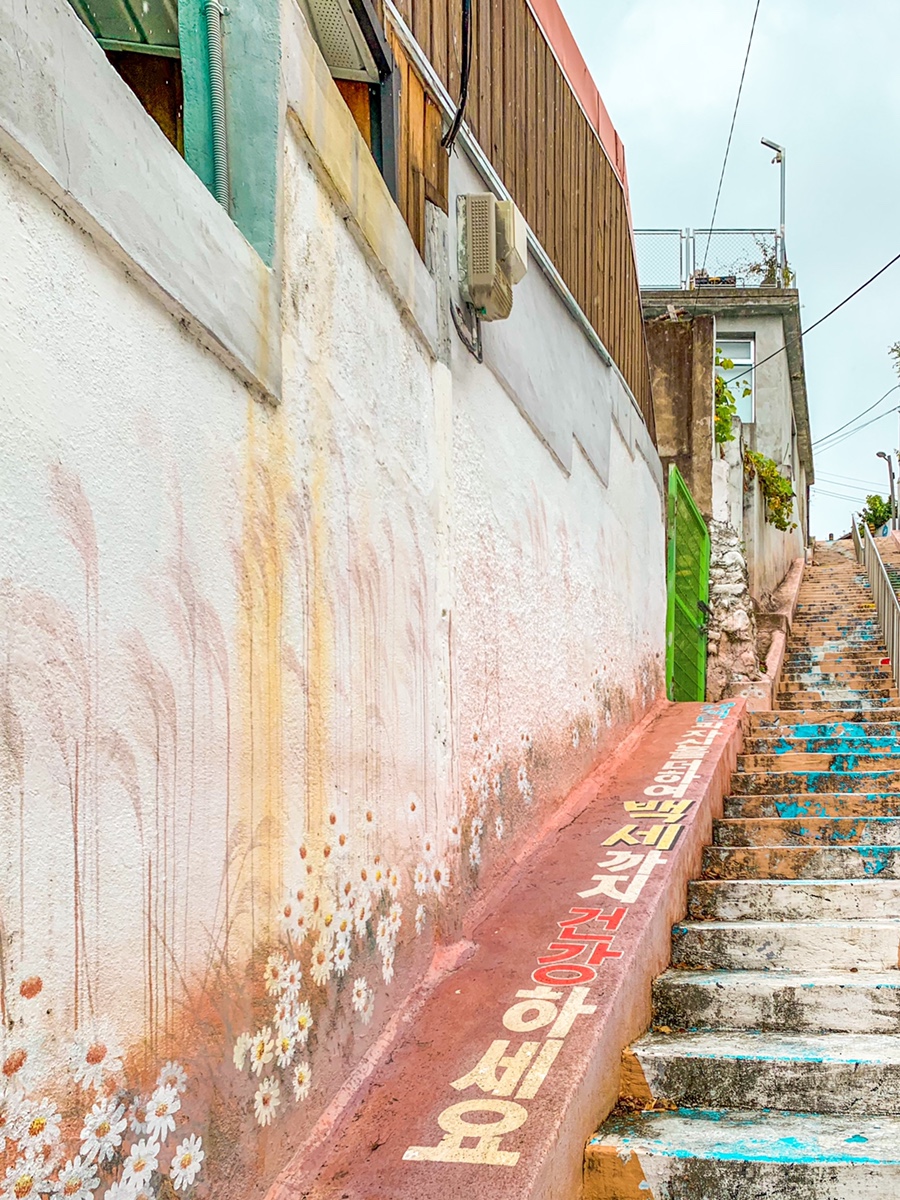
left=239, top=396, right=290, bottom=942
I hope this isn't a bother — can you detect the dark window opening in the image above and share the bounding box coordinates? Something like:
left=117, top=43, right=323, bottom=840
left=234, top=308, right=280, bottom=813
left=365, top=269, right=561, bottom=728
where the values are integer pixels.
left=105, top=50, right=184, bottom=152
left=68, top=0, right=184, bottom=153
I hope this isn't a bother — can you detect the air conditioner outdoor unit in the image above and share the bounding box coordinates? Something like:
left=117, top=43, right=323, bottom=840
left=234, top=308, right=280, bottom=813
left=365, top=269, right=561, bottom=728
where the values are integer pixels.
left=459, top=194, right=528, bottom=321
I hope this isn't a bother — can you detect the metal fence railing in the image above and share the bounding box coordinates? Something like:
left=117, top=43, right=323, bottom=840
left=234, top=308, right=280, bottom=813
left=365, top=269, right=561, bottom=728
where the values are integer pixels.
left=856, top=518, right=900, bottom=693
left=634, top=228, right=790, bottom=291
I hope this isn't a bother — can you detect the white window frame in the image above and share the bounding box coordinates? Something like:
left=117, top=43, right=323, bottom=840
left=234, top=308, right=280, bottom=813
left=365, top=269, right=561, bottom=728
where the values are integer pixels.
left=716, top=335, right=755, bottom=425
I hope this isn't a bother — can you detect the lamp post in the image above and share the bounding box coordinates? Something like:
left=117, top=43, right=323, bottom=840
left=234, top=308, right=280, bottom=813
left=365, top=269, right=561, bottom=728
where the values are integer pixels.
left=877, top=451, right=897, bottom=531
left=761, top=138, right=786, bottom=284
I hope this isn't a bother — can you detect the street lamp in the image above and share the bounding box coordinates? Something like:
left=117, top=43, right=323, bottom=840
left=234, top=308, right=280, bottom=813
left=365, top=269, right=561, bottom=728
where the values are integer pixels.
left=761, top=138, right=786, bottom=285
left=877, top=451, right=897, bottom=531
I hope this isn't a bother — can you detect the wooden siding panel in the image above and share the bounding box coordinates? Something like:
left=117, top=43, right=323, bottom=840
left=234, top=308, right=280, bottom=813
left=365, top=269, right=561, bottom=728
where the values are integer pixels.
left=381, top=0, right=654, bottom=435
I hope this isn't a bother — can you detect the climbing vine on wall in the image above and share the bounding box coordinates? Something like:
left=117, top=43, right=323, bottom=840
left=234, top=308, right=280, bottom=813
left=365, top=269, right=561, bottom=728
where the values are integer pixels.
left=744, top=449, right=797, bottom=531
left=714, top=351, right=749, bottom=444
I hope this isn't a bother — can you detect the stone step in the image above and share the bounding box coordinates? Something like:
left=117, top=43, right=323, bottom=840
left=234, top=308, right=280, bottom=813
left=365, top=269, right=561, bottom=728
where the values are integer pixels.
left=670, top=919, right=900, bottom=971
left=777, top=699, right=899, bottom=712
left=742, top=736, right=900, bottom=754
left=585, top=1109, right=900, bottom=1199
left=725, top=793, right=900, bottom=818
left=729, top=769, right=900, bottom=794
left=739, top=752, right=900, bottom=771
left=687, top=878, right=900, bottom=921
left=629, top=1030, right=900, bottom=1115
left=749, top=710, right=900, bottom=730
left=778, top=682, right=896, bottom=696
left=701, top=845, right=900, bottom=879
left=713, top=817, right=900, bottom=847
left=652, top=969, right=900, bottom=1034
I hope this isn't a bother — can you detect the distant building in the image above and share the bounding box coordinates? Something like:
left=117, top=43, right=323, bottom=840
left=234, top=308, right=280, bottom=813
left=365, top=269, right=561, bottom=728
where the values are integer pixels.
left=637, top=229, right=814, bottom=700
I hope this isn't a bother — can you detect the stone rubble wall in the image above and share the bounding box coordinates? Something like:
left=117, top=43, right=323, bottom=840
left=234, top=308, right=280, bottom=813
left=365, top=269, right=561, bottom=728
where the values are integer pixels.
left=706, top=519, right=760, bottom=701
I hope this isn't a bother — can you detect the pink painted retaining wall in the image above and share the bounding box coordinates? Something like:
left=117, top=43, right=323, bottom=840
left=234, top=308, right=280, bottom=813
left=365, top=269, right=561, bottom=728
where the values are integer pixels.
left=272, top=698, right=745, bottom=1200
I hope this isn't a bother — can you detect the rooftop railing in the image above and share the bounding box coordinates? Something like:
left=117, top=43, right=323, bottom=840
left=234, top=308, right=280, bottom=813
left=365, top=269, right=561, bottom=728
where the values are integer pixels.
left=635, top=228, right=791, bottom=291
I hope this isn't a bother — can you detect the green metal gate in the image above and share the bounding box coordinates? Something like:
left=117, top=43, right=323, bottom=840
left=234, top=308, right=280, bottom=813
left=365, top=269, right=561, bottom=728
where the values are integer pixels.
left=666, top=465, right=711, bottom=701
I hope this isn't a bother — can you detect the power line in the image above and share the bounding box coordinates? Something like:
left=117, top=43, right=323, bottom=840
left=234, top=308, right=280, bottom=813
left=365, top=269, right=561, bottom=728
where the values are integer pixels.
left=698, top=0, right=762, bottom=274
left=812, top=385, right=900, bottom=446
left=816, top=406, right=900, bottom=454
left=726, top=250, right=900, bottom=388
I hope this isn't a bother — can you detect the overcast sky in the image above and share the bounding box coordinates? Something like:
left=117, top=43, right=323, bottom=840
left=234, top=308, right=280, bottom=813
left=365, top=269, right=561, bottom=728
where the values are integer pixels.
left=557, top=0, right=900, bottom=538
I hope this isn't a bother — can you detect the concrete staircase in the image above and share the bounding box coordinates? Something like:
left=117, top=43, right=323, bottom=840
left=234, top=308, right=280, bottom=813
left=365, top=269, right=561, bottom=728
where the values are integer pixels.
left=585, top=547, right=900, bottom=1198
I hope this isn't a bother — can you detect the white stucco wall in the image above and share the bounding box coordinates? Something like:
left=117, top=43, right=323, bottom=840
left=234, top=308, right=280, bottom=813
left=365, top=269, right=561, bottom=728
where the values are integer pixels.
left=0, top=1, right=666, bottom=1195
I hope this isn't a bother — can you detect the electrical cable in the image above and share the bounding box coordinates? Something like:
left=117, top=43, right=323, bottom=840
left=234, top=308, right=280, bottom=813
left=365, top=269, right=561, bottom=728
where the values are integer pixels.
left=724, top=249, right=900, bottom=389
left=812, top=385, right=900, bottom=446
left=816, top=406, right=900, bottom=454
left=442, top=0, right=473, bottom=152
left=697, top=0, right=762, bottom=275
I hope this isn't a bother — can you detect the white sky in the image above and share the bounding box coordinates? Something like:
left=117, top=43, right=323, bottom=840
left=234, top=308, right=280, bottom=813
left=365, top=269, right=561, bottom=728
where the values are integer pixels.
left=557, top=0, right=900, bottom=538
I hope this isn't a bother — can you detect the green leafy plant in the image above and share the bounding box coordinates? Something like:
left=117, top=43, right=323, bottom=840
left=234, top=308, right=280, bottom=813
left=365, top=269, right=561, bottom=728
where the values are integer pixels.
left=744, top=449, right=797, bottom=531
left=714, top=350, right=749, bottom=444
left=890, top=341, right=900, bottom=376
left=860, top=494, right=893, bottom=533
left=743, top=235, right=794, bottom=286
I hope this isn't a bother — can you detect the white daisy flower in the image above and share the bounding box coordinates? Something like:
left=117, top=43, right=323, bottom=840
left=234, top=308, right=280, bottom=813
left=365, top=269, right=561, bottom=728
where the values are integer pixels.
left=69, top=1019, right=124, bottom=1091
left=122, top=1138, right=160, bottom=1189
left=368, top=862, right=387, bottom=893
left=310, top=940, right=333, bottom=988
left=431, top=860, right=450, bottom=896
left=80, top=1098, right=126, bottom=1163
left=291, top=907, right=311, bottom=942
left=387, top=903, right=403, bottom=936
left=282, top=960, right=303, bottom=1000
left=386, top=867, right=401, bottom=899
left=374, top=917, right=393, bottom=956
left=495, top=815, right=504, bottom=841
left=491, top=773, right=502, bottom=798
left=0, top=1089, right=23, bottom=1150
left=334, top=910, right=353, bottom=943
left=415, top=904, right=426, bottom=935
left=155, top=1060, right=187, bottom=1094
left=279, top=895, right=300, bottom=937
left=18, top=1097, right=61, bottom=1155
left=253, top=1078, right=280, bottom=1127
left=413, top=863, right=430, bottom=897
left=420, top=835, right=437, bottom=862
left=590, top=716, right=600, bottom=743
left=351, top=977, right=371, bottom=1014
left=3, top=1157, right=47, bottom=1200
left=519, top=730, right=532, bottom=752
left=232, top=1032, right=253, bottom=1072
left=293, top=1002, right=313, bottom=1045
left=272, top=997, right=296, bottom=1034
left=249, top=1027, right=275, bottom=1077
left=572, top=727, right=580, bottom=749
left=146, top=1084, right=180, bottom=1144
left=381, top=949, right=395, bottom=985
left=53, top=1155, right=99, bottom=1199
left=274, top=1030, right=296, bottom=1070
left=353, top=896, right=372, bottom=937
left=264, top=953, right=288, bottom=995
left=447, top=821, right=462, bottom=848
left=129, top=1096, right=150, bottom=1136
left=469, top=838, right=482, bottom=867
left=104, top=1184, right=138, bottom=1200
left=491, top=740, right=502, bottom=764
left=170, top=1133, right=204, bottom=1192
left=333, top=941, right=351, bottom=976
left=292, top=1061, right=312, bottom=1103
left=470, top=815, right=484, bottom=840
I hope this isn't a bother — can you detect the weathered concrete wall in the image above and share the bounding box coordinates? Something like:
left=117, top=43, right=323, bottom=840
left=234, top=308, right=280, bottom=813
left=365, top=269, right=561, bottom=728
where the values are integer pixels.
left=645, top=315, right=715, bottom=519
left=0, top=1, right=666, bottom=1196
left=717, top=314, right=806, bottom=601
